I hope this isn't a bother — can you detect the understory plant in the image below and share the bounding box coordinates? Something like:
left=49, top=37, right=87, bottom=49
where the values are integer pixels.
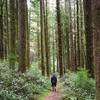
left=0, top=61, right=50, bottom=100
left=61, top=69, right=96, bottom=100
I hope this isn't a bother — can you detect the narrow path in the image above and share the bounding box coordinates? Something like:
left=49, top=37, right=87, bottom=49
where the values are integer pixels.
left=44, top=88, right=62, bottom=100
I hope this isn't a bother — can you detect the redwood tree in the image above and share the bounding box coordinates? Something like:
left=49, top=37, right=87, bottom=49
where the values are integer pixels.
left=0, top=0, right=4, bottom=59
left=76, top=0, right=80, bottom=67
left=44, top=0, right=50, bottom=76
left=93, top=0, right=100, bottom=99
left=56, top=0, right=63, bottom=77
left=40, top=0, right=45, bottom=76
left=83, top=0, right=94, bottom=76
left=18, top=0, right=27, bottom=73
left=9, top=0, right=16, bottom=68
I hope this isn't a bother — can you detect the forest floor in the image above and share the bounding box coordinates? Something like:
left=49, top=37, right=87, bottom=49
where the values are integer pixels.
left=44, top=86, right=62, bottom=100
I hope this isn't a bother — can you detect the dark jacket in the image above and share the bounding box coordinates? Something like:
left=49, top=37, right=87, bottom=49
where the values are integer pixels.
left=51, top=75, right=57, bottom=84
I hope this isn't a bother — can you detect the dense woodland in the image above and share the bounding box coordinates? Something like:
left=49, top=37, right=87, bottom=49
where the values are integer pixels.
left=0, top=0, right=100, bottom=100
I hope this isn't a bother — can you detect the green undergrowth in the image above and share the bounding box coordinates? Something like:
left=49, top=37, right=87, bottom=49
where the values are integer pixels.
left=60, top=69, right=96, bottom=100
left=0, top=61, right=51, bottom=100
left=38, top=89, right=50, bottom=100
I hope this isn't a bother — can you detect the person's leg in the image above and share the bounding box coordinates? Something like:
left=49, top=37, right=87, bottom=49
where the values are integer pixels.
left=54, top=83, right=56, bottom=92
left=52, top=83, right=54, bottom=91
left=54, top=86, right=56, bottom=91
left=52, top=86, right=55, bottom=91
left=55, top=83, right=57, bottom=91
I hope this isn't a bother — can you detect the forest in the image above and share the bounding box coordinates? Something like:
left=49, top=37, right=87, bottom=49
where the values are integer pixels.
left=0, top=0, right=100, bottom=100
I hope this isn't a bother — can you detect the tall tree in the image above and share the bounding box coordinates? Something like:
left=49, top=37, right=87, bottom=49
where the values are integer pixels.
left=52, top=29, right=56, bottom=73
left=83, top=0, right=94, bottom=76
left=73, top=0, right=77, bottom=70
left=93, top=0, right=100, bottom=99
left=56, top=0, right=63, bottom=76
left=79, top=0, right=85, bottom=67
left=40, top=0, right=45, bottom=76
left=15, top=0, right=19, bottom=62
left=9, top=0, right=16, bottom=68
left=18, top=0, right=27, bottom=73
left=26, top=0, right=30, bottom=68
left=65, top=0, right=70, bottom=70
left=37, top=15, right=41, bottom=69
left=68, top=0, right=74, bottom=70
left=76, top=0, right=81, bottom=67
left=0, top=0, right=4, bottom=59
left=3, top=0, right=9, bottom=59
left=44, top=0, right=50, bottom=76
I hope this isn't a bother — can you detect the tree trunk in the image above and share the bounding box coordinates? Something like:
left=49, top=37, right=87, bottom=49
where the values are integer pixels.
left=68, top=0, right=74, bottom=70
left=52, top=29, right=55, bottom=73
left=40, top=0, right=45, bottom=76
left=26, top=1, right=30, bottom=68
left=56, top=0, right=63, bottom=77
left=9, top=0, right=16, bottom=69
left=73, top=0, right=77, bottom=70
left=65, top=0, right=70, bottom=70
left=76, top=0, right=81, bottom=67
left=83, top=0, right=94, bottom=76
left=45, top=0, right=50, bottom=76
left=0, top=0, right=4, bottom=59
left=79, top=0, right=85, bottom=67
left=93, top=0, right=100, bottom=99
left=18, top=0, right=27, bottom=73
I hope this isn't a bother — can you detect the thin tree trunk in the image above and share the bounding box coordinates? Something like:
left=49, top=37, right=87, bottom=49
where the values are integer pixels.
left=3, top=0, right=8, bottom=59
left=26, top=1, right=30, bottom=68
left=0, top=0, right=4, bottom=59
left=6, top=0, right=9, bottom=59
left=53, top=29, right=55, bottom=73
left=73, top=0, right=77, bottom=70
left=15, top=0, right=19, bottom=63
left=65, top=0, right=70, bottom=70
left=76, top=0, right=80, bottom=67
left=37, top=17, right=41, bottom=69
left=40, top=0, right=45, bottom=76
left=80, top=0, right=84, bottom=67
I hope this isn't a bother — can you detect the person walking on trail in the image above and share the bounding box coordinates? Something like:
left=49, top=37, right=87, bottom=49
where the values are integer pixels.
left=51, top=74, right=57, bottom=92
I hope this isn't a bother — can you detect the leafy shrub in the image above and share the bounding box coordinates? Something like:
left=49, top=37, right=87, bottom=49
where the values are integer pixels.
left=61, top=69, right=96, bottom=100
left=0, top=61, right=50, bottom=100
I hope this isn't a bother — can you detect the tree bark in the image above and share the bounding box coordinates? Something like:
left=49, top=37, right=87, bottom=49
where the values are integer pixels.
left=56, top=0, right=63, bottom=77
left=18, top=0, right=27, bottom=73
left=9, top=0, right=16, bottom=69
left=93, top=0, right=100, bottom=99
left=83, top=0, right=94, bottom=76
left=76, top=0, right=81, bottom=67
left=25, top=0, right=30, bottom=68
left=40, top=0, right=45, bottom=76
left=0, top=0, right=4, bottom=59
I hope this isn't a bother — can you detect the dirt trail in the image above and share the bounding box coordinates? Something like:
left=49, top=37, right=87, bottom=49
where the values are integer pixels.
left=44, top=89, right=62, bottom=100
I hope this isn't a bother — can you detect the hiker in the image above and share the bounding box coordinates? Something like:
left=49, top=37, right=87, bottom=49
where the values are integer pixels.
left=51, top=74, right=57, bottom=91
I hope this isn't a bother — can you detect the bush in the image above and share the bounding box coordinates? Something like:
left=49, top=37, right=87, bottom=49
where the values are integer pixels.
left=0, top=61, right=50, bottom=100
left=61, top=69, right=96, bottom=100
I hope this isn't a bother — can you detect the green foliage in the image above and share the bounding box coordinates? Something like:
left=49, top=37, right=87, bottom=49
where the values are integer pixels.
left=76, top=69, right=95, bottom=94
left=0, top=61, right=50, bottom=100
left=61, top=69, right=96, bottom=100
